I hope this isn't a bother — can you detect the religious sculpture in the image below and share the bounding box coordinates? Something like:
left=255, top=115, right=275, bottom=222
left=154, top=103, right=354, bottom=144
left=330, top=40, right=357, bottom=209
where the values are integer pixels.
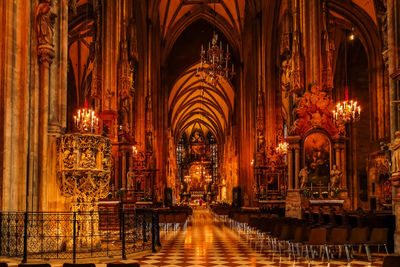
left=127, top=168, right=135, bottom=189
left=299, top=166, right=309, bottom=189
left=330, top=164, right=342, bottom=189
left=36, top=0, right=56, bottom=46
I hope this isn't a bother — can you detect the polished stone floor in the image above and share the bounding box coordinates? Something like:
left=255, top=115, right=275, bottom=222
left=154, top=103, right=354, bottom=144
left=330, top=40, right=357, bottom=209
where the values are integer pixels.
left=0, top=208, right=384, bottom=266
left=131, top=208, right=383, bottom=267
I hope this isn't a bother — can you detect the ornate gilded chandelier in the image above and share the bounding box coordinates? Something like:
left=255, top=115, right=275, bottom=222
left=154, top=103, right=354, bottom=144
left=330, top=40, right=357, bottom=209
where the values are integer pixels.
left=333, top=86, right=361, bottom=125
left=276, top=139, right=289, bottom=155
left=73, top=101, right=99, bottom=133
left=184, top=175, right=192, bottom=183
left=196, top=2, right=234, bottom=84
left=197, top=32, right=234, bottom=84
left=333, top=30, right=361, bottom=126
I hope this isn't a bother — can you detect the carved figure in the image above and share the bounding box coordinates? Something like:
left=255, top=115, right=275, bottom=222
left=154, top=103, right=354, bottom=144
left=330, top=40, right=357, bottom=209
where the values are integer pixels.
left=127, top=168, right=135, bottom=189
left=63, top=149, right=75, bottom=169
left=81, top=149, right=96, bottom=168
left=36, top=0, right=56, bottom=46
left=330, top=164, right=342, bottom=188
left=299, top=166, right=309, bottom=189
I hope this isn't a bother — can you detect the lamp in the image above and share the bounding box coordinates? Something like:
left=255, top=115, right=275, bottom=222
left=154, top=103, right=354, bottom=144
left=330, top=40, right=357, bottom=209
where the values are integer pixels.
left=333, top=30, right=361, bottom=126
left=196, top=1, right=234, bottom=84
left=73, top=101, right=99, bottom=133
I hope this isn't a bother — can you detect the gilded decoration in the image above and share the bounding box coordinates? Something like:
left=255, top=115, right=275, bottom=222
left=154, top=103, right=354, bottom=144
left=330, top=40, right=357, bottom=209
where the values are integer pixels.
left=56, top=133, right=112, bottom=208
left=290, top=84, right=342, bottom=137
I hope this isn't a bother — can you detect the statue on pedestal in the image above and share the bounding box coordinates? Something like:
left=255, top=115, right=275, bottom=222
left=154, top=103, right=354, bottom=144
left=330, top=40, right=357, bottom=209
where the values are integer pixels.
left=299, top=166, right=309, bottom=189
left=127, top=168, right=135, bottom=189
left=330, top=164, right=342, bottom=189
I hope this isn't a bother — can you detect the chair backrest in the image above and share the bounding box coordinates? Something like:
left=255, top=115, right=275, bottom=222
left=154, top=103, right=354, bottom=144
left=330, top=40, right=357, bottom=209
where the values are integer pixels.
left=293, top=226, right=308, bottom=242
left=348, top=227, right=369, bottom=244
left=107, top=263, right=140, bottom=267
left=158, top=214, right=166, bottom=223
left=308, top=228, right=327, bottom=245
left=0, top=263, right=8, bottom=267
left=279, top=224, right=293, bottom=240
left=383, top=255, right=400, bottom=267
left=329, top=228, right=348, bottom=244
left=63, top=264, right=96, bottom=267
left=369, top=227, right=388, bottom=244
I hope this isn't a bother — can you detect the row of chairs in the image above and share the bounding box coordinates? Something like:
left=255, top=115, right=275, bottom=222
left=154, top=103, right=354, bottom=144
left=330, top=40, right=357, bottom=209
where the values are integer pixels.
left=158, top=212, right=188, bottom=231
left=0, top=264, right=139, bottom=267
left=227, top=212, right=389, bottom=262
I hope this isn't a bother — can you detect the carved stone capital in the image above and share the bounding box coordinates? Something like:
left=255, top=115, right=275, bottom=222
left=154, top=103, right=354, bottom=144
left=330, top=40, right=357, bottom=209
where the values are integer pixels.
left=38, top=44, right=55, bottom=65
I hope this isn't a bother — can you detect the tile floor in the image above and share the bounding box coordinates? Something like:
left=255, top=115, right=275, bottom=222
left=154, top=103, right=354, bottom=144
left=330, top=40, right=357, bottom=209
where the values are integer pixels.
left=0, top=208, right=384, bottom=266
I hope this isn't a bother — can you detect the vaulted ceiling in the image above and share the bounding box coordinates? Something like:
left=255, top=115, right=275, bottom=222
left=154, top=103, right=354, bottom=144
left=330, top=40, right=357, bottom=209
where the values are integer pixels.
left=159, top=0, right=245, bottom=40
left=168, top=63, right=234, bottom=144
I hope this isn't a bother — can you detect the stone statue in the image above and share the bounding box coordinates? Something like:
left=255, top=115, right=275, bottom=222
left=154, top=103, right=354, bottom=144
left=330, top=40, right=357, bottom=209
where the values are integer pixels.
left=127, top=168, right=135, bottom=189
left=330, top=164, right=342, bottom=189
left=299, top=166, right=309, bottom=189
left=36, top=0, right=56, bottom=46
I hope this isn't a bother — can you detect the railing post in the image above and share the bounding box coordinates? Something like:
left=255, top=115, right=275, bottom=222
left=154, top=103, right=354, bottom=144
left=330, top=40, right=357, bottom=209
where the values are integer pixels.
left=73, top=212, right=77, bottom=264
left=121, top=210, right=126, bottom=259
left=142, top=212, right=147, bottom=243
left=155, top=210, right=161, bottom=247
left=151, top=210, right=156, bottom=252
left=22, top=212, right=28, bottom=263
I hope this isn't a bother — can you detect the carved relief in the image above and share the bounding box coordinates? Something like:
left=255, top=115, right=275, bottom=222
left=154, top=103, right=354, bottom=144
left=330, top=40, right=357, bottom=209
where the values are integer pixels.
left=289, top=84, right=341, bottom=137
left=56, top=134, right=112, bottom=207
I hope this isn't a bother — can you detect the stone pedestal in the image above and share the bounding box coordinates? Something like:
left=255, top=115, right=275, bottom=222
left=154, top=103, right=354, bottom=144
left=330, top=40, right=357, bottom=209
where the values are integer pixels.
left=285, top=189, right=302, bottom=219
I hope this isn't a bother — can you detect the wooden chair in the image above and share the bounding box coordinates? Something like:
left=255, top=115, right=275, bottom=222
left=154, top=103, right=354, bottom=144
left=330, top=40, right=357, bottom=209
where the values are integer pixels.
left=364, top=227, right=389, bottom=262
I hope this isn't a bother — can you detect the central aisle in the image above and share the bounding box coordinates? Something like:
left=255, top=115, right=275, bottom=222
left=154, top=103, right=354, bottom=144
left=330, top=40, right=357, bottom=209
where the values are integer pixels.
left=133, top=208, right=382, bottom=267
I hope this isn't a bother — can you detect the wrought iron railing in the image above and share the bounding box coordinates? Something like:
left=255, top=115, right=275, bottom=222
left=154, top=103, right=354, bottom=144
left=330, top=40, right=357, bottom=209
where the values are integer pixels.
left=0, top=209, right=160, bottom=263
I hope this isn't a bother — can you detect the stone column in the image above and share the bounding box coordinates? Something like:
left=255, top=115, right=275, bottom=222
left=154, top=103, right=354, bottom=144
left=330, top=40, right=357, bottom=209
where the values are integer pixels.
left=294, top=143, right=301, bottom=189
left=36, top=0, right=56, bottom=211
left=287, top=148, right=293, bottom=189
left=121, top=150, right=127, bottom=189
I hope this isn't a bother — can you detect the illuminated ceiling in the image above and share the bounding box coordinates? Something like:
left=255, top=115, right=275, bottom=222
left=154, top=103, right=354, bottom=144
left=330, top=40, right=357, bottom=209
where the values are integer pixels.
left=169, top=62, right=234, bottom=144
left=352, top=0, right=377, bottom=24
left=159, top=0, right=245, bottom=40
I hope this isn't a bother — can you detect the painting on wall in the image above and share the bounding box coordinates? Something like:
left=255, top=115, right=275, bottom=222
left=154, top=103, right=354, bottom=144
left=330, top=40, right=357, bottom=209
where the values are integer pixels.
left=303, top=132, right=331, bottom=186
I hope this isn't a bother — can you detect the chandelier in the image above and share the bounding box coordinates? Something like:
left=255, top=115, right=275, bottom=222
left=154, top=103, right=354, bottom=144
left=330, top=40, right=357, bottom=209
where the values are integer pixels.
left=333, top=30, right=361, bottom=126
left=197, top=32, right=235, bottom=84
left=205, top=174, right=212, bottom=183
left=333, top=86, right=361, bottom=125
left=73, top=101, right=99, bottom=133
left=184, top=175, right=191, bottom=183
left=276, top=139, right=289, bottom=155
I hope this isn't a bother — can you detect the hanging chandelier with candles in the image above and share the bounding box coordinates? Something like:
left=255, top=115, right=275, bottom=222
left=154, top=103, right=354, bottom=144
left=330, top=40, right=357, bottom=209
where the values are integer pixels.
left=196, top=1, right=234, bottom=84
left=276, top=139, right=289, bottom=155
left=333, top=86, right=361, bottom=125
left=333, top=30, right=361, bottom=126
left=73, top=101, right=99, bottom=133
left=197, top=32, right=235, bottom=84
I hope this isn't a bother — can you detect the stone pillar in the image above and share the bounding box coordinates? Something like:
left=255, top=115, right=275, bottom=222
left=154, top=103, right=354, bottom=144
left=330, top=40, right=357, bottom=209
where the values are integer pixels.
left=36, top=0, right=57, bottom=211
left=285, top=136, right=302, bottom=219
left=121, top=150, right=127, bottom=189
left=287, top=148, right=293, bottom=189
left=294, top=143, right=301, bottom=189
left=333, top=137, right=347, bottom=189
left=390, top=132, right=400, bottom=253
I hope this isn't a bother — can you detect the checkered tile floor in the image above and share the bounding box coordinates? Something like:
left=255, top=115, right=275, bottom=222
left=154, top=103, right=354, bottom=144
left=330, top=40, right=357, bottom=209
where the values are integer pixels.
left=130, top=209, right=383, bottom=266
left=0, top=208, right=384, bottom=266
